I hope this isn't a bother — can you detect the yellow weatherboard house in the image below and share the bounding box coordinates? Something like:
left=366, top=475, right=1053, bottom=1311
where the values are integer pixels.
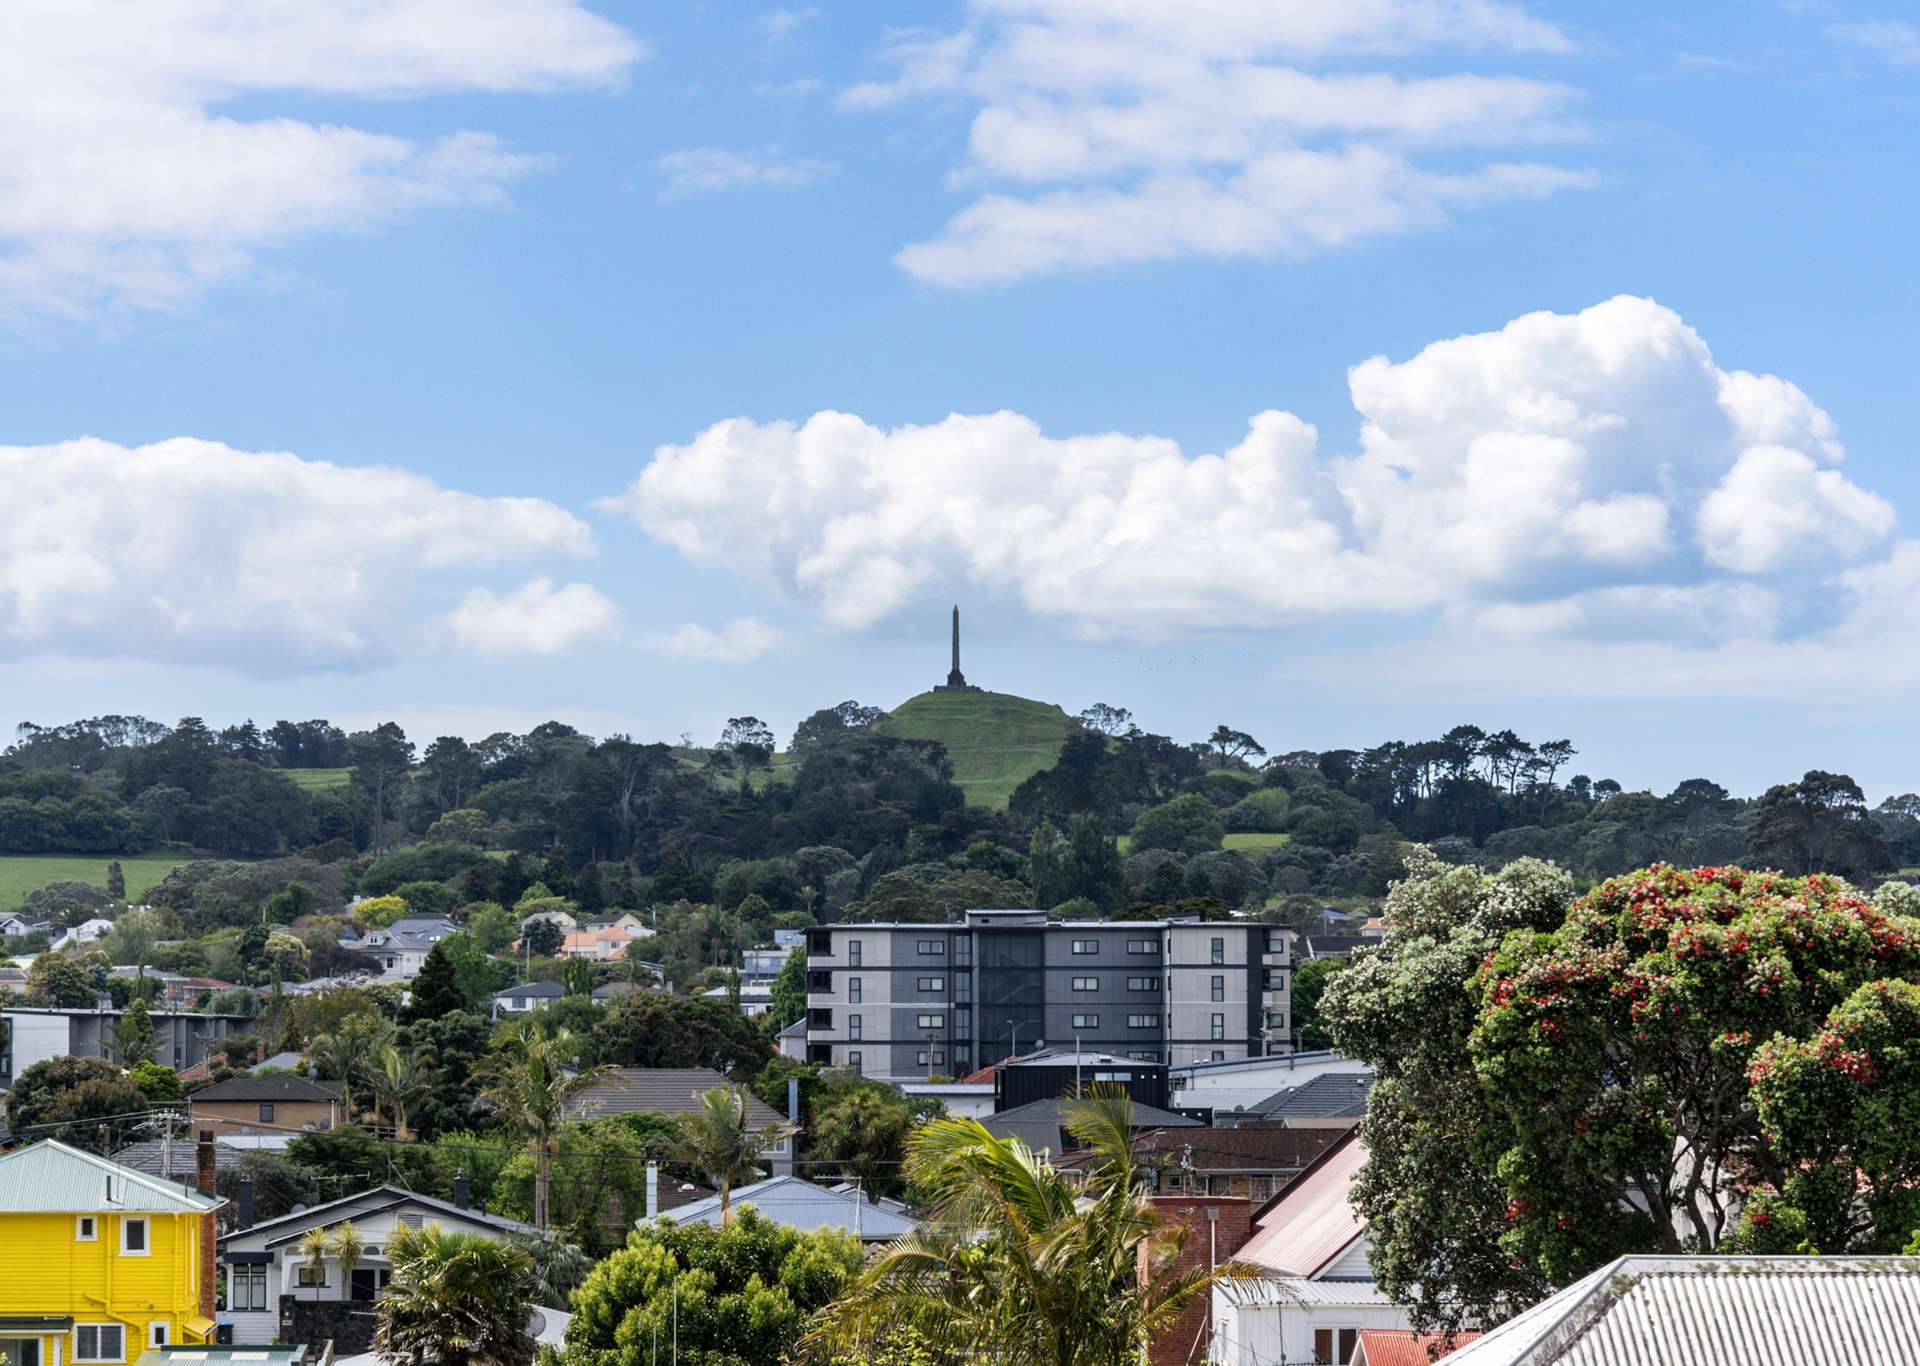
left=0, top=1140, right=223, bottom=1366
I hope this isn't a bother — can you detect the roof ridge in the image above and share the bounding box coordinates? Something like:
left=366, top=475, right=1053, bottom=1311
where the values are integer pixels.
left=0, top=1138, right=223, bottom=1211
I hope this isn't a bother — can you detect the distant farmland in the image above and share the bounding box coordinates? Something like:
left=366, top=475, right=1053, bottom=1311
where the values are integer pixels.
left=0, top=851, right=190, bottom=909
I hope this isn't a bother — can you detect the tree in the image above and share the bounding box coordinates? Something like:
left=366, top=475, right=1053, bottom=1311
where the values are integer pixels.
left=521, top=918, right=565, bottom=958
left=564, top=1207, right=862, bottom=1366
left=768, top=947, right=807, bottom=1029
left=128, top=1060, right=184, bottom=1104
left=1076, top=703, right=1135, bottom=737
left=670, top=1085, right=795, bottom=1224
left=372, top=1045, right=437, bottom=1138
left=349, top=722, right=416, bottom=855
left=719, top=716, right=775, bottom=777
left=375, top=1220, right=537, bottom=1366
left=264, top=930, right=310, bottom=985
left=309, top=1011, right=397, bottom=1118
left=1469, top=865, right=1920, bottom=1287
left=105, top=860, right=126, bottom=901
left=1320, top=850, right=1572, bottom=1333
left=3, top=1056, right=151, bottom=1153
left=1205, top=724, right=1266, bottom=766
left=801, top=1089, right=1235, bottom=1366
left=1027, top=819, right=1068, bottom=906
left=466, top=903, right=515, bottom=954
left=477, top=1020, right=613, bottom=1229
left=1748, top=771, right=1893, bottom=877
left=27, top=952, right=96, bottom=1007
left=592, top=992, right=775, bottom=1075
left=1288, top=957, right=1351, bottom=1050
left=117, top=995, right=157, bottom=1065
left=1063, top=813, right=1127, bottom=913
left=403, top=942, right=469, bottom=1023
left=806, top=1084, right=925, bottom=1200
left=1128, top=794, right=1224, bottom=856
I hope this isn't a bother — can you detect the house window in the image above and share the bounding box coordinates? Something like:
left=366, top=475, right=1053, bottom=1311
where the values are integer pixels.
left=259, top=1103, right=276, bottom=1123
left=148, top=1324, right=170, bottom=1349
left=76, top=1215, right=98, bottom=1241
left=916, top=1013, right=943, bottom=1029
left=3, top=1340, right=41, bottom=1366
left=1210, top=975, right=1225, bottom=1002
left=229, top=1264, right=269, bottom=1311
left=1211, top=937, right=1225, bottom=965
left=917, top=976, right=945, bottom=992
left=1126, top=939, right=1159, bottom=955
left=849, top=1014, right=862, bottom=1042
left=1071, top=939, right=1098, bottom=955
left=121, top=1217, right=149, bottom=1255
left=848, top=941, right=863, bottom=967
left=351, top=1268, right=393, bottom=1302
left=847, top=1050, right=862, bottom=1072
left=1211, top=1014, right=1226, bottom=1041
left=1126, top=976, right=1157, bottom=991
left=297, top=1261, right=328, bottom=1287
left=848, top=977, right=862, bottom=1003
left=1071, top=976, right=1099, bottom=991
left=74, top=1325, right=124, bottom=1363
left=917, top=939, right=947, bottom=956
left=1127, top=1014, right=1161, bottom=1029
left=1072, top=1014, right=1099, bottom=1028
left=1314, top=1328, right=1360, bottom=1364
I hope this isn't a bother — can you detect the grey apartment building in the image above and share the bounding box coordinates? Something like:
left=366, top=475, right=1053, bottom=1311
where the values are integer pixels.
left=804, top=909, right=1290, bottom=1080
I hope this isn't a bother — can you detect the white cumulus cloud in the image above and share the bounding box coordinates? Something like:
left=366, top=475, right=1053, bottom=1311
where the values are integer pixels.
left=0, top=436, right=597, bottom=673
left=447, top=577, right=619, bottom=655
left=0, top=0, right=643, bottom=322
left=645, top=618, right=785, bottom=664
left=838, top=0, right=1595, bottom=284
left=602, top=296, right=1897, bottom=646
left=653, top=147, right=839, bottom=201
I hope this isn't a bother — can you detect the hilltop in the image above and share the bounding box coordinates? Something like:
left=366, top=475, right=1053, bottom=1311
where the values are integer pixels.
left=876, top=689, right=1074, bottom=809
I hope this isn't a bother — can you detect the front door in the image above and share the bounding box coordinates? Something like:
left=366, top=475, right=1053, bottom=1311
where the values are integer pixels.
left=0, top=1339, right=42, bottom=1366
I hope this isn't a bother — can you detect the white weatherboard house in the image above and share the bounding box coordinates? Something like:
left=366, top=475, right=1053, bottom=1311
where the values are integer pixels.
left=216, top=1182, right=537, bottom=1346
left=1211, top=1130, right=1412, bottom=1366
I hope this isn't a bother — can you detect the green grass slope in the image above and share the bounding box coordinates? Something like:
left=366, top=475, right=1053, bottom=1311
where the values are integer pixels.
left=878, top=690, right=1073, bottom=809
left=0, top=851, right=191, bottom=909
left=286, top=767, right=352, bottom=791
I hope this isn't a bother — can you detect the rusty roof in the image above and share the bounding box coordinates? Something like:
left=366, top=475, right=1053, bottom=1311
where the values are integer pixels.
left=1233, top=1129, right=1366, bottom=1277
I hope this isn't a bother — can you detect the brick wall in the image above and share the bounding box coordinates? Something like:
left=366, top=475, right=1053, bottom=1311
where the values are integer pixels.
left=1143, top=1195, right=1253, bottom=1366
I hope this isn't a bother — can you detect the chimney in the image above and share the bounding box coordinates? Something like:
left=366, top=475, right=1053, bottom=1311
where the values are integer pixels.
left=453, top=1170, right=470, bottom=1210
left=195, top=1130, right=217, bottom=1196
left=646, top=1162, right=659, bottom=1220
left=237, top=1177, right=254, bottom=1231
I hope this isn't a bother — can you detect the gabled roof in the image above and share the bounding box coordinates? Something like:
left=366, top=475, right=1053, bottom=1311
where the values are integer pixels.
left=0, top=1140, right=223, bottom=1214
left=1442, top=1255, right=1920, bottom=1366
left=112, top=1139, right=249, bottom=1181
left=492, top=980, right=567, bottom=999
left=191, top=1074, right=341, bottom=1103
left=565, top=1069, right=787, bottom=1125
left=1233, top=1129, right=1366, bottom=1278
left=980, top=1096, right=1203, bottom=1153
left=1252, top=1072, right=1374, bottom=1120
left=1355, top=1329, right=1482, bottom=1366
left=661, top=1175, right=918, bottom=1240
left=220, top=1183, right=537, bottom=1246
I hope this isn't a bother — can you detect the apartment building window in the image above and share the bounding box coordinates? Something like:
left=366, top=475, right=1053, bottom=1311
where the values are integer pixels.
left=849, top=1014, right=862, bottom=1041
left=1126, top=939, right=1160, bottom=955
left=1211, top=1013, right=1226, bottom=1041
left=848, top=940, right=863, bottom=967
left=954, top=935, right=972, bottom=966
left=1211, top=937, right=1225, bottom=965
left=917, top=939, right=947, bottom=956
left=809, top=1008, right=833, bottom=1028
left=848, top=1051, right=862, bottom=1073
left=1126, top=976, right=1158, bottom=991
left=74, top=1326, right=124, bottom=1363
left=954, top=971, right=973, bottom=1002
left=1072, top=1013, right=1099, bottom=1029
left=1211, top=1050, right=1227, bottom=1061
left=916, top=1050, right=946, bottom=1066
left=1130, top=1050, right=1161, bottom=1062
left=917, top=976, right=945, bottom=992
left=1071, top=976, right=1099, bottom=991
left=1268, top=1010, right=1288, bottom=1031
left=1071, top=939, right=1099, bottom=954
left=1267, top=930, right=1287, bottom=954
left=849, top=977, right=862, bottom=1003
left=954, top=1007, right=972, bottom=1033
left=916, top=1013, right=943, bottom=1029
left=1210, top=975, right=1225, bottom=1002
left=1127, top=1014, right=1161, bottom=1029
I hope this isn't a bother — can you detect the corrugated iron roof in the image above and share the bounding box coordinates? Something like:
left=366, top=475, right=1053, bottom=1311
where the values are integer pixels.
left=1233, top=1130, right=1366, bottom=1277
left=0, top=1140, right=222, bottom=1213
left=564, top=1069, right=787, bottom=1125
left=1444, top=1256, right=1920, bottom=1366
left=1355, top=1328, right=1482, bottom=1365
left=662, top=1175, right=918, bottom=1241
left=1216, top=1276, right=1400, bottom=1308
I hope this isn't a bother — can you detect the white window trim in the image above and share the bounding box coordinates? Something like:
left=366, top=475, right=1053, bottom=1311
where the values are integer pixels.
left=76, top=1214, right=98, bottom=1241
left=75, top=1322, right=126, bottom=1363
left=120, top=1217, right=150, bottom=1256
left=148, top=1322, right=170, bottom=1348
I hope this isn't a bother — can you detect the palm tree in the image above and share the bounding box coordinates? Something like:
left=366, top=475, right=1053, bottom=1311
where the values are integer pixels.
left=374, top=1220, right=537, bottom=1366
left=309, top=1012, right=395, bottom=1120
left=371, top=1045, right=436, bottom=1139
left=475, top=1019, right=612, bottom=1229
left=332, top=1221, right=366, bottom=1296
left=670, top=1084, right=796, bottom=1224
left=297, top=1226, right=332, bottom=1301
left=799, top=1087, right=1246, bottom=1366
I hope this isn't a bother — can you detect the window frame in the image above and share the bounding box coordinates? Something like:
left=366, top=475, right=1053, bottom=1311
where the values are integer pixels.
left=849, top=1013, right=862, bottom=1042
left=1071, top=1013, right=1099, bottom=1029
left=1126, top=939, right=1160, bottom=955
left=147, top=1323, right=170, bottom=1349
left=229, top=1263, right=270, bottom=1313
left=1211, top=937, right=1225, bottom=965
left=1211, top=1013, right=1226, bottom=1041
left=847, top=940, right=863, bottom=967
left=1070, top=939, right=1099, bottom=955
left=1127, top=1013, right=1161, bottom=1029
left=120, top=1216, right=150, bottom=1256
left=259, top=1102, right=275, bottom=1123
left=847, top=1050, right=862, bottom=1072
left=297, top=1260, right=329, bottom=1287
left=915, top=1012, right=943, bottom=1030
left=848, top=976, right=862, bottom=1003
left=1070, top=976, right=1099, bottom=992
left=1210, top=974, right=1225, bottom=1002
left=916, top=939, right=947, bottom=956
left=74, top=1324, right=125, bottom=1364
left=76, top=1214, right=98, bottom=1241
left=1126, top=975, right=1158, bottom=991
left=916, top=976, right=945, bottom=993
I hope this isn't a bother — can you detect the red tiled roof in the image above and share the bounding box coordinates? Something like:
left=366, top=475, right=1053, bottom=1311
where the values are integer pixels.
left=959, top=1061, right=1003, bottom=1085
left=1352, top=1329, right=1481, bottom=1366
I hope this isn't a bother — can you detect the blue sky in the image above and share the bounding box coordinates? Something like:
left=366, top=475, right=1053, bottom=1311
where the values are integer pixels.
left=2, top=0, right=1918, bottom=798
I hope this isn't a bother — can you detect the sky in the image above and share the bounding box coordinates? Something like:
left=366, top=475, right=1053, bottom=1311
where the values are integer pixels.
left=2, top=0, right=1919, bottom=799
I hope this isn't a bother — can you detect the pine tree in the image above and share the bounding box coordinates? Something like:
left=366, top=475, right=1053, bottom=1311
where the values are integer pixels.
left=1065, top=813, right=1128, bottom=914
left=539, top=847, right=575, bottom=898
left=1027, top=820, right=1068, bottom=907
left=401, top=943, right=468, bottom=1023
left=118, top=995, right=157, bottom=1065
left=105, top=860, right=127, bottom=902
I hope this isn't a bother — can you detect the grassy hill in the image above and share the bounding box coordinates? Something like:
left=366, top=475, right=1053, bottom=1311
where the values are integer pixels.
left=0, top=851, right=191, bottom=909
left=286, top=767, right=352, bottom=791
left=878, top=689, right=1074, bottom=809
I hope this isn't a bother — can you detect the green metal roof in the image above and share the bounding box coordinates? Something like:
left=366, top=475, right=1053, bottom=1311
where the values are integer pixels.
left=0, top=1140, right=223, bottom=1214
